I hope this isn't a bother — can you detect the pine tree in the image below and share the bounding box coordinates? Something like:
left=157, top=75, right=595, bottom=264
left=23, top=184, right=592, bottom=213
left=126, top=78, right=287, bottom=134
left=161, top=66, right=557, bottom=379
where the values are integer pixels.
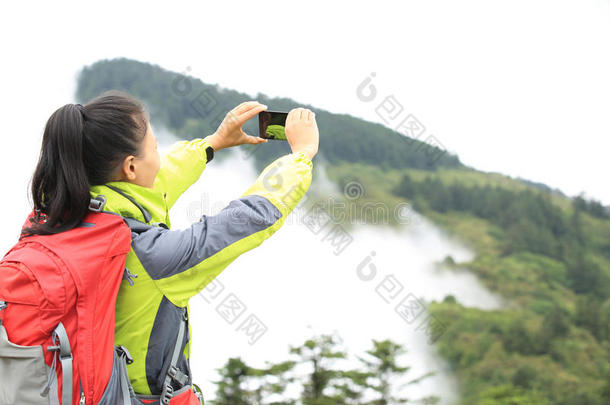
left=210, top=357, right=255, bottom=405
left=355, top=339, right=437, bottom=405
left=288, top=333, right=351, bottom=405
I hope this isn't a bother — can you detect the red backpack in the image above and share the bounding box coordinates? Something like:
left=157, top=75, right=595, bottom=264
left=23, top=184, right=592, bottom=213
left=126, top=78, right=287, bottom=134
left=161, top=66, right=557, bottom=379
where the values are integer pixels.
left=0, top=195, right=134, bottom=405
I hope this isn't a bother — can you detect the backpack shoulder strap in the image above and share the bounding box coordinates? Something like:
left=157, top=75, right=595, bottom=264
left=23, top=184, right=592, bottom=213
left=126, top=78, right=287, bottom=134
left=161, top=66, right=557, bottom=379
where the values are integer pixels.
left=103, top=185, right=153, bottom=223
left=49, top=323, right=73, bottom=405
left=160, top=308, right=189, bottom=405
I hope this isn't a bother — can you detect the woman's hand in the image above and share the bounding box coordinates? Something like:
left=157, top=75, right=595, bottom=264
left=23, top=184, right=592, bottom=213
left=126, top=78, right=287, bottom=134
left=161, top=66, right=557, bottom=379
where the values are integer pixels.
left=285, top=107, right=319, bottom=160
left=204, top=101, right=269, bottom=151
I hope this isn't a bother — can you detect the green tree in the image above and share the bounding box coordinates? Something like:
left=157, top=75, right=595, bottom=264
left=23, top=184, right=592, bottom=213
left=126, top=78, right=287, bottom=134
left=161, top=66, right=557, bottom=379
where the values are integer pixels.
left=355, top=339, right=437, bottom=405
left=211, top=357, right=298, bottom=405
left=249, top=360, right=299, bottom=405
left=210, top=357, right=255, bottom=405
left=288, top=333, right=350, bottom=405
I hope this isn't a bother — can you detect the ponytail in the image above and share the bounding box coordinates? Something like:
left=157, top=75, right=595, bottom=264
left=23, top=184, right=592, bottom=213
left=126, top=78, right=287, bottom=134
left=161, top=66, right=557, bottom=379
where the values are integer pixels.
left=23, top=90, right=148, bottom=236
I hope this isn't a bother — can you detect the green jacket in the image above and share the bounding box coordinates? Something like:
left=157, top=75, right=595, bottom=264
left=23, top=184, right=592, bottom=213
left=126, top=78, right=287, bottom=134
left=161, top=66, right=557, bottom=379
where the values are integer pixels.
left=89, top=138, right=313, bottom=395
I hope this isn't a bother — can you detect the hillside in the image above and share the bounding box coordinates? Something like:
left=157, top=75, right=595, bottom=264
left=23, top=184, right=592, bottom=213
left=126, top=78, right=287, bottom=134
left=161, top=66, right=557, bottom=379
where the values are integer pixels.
left=76, top=58, right=610, bottom=404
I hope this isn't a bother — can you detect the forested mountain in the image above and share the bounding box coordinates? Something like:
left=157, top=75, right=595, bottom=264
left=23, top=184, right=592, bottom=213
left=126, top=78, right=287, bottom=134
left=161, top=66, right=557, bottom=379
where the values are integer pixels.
left=76, top=58, right=610, bottom=405
left=76, top=58, right=462, bottom=172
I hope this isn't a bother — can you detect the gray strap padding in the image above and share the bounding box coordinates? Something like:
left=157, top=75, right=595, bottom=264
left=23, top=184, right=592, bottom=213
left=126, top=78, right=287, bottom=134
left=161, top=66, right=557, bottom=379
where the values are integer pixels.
left=160, top=308, right=187, bottom=404
left=52, top=322, right=72, bottom=405
left=123, top=217, right=154, bottom=233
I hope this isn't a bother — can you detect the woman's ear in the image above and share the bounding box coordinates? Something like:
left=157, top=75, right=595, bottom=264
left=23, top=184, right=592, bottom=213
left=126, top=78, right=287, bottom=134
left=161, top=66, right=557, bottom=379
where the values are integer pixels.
left=116, top=155, right=137, bottom=182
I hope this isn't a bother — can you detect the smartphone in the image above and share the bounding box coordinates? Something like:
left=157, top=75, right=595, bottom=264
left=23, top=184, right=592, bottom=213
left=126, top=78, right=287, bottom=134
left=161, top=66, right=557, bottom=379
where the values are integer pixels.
left=258, top=110, right=288, bottom=141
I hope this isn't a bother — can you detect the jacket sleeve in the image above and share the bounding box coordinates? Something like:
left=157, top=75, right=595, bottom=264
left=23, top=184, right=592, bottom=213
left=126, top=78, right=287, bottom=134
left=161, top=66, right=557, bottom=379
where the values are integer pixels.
left=153, top=138, right=213, bottom=210
left=131, top=151, right=313, bottom=307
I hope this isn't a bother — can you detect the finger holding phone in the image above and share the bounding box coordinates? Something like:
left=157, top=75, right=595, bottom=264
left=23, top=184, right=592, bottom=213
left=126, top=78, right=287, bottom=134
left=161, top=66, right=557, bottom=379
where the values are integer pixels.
left=205, top=101, right=269, bottom=151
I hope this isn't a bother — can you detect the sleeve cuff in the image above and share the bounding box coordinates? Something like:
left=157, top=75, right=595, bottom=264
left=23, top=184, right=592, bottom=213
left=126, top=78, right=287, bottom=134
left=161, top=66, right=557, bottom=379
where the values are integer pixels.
left=292, top=151, right=313, bottom=169
left=205, top=145, right=214, bottom=163
left=200, top=139, right=214, bottom=163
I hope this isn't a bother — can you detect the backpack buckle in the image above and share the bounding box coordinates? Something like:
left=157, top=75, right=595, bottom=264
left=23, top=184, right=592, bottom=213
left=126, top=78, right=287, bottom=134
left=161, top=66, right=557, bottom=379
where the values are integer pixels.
left=89, top=195, right=107, bottom=212
left=168, top=365, right=189, bottom=386
left=117, top=345, right=134, bottom=364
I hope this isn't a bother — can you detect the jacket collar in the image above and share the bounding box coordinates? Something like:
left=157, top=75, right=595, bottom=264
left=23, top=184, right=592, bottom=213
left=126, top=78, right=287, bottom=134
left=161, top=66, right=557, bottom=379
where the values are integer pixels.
left=89, top=181, right=170, bottom=226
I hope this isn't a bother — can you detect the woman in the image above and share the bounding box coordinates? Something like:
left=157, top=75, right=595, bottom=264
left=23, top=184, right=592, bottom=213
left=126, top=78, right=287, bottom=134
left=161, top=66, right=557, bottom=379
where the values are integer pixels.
left=23, top=90, right=318, bottom=404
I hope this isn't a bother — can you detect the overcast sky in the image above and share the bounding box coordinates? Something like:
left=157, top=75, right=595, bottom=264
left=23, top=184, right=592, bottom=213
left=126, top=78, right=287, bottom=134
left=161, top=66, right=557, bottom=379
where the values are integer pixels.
left=1, top=0, right=609, bottom=205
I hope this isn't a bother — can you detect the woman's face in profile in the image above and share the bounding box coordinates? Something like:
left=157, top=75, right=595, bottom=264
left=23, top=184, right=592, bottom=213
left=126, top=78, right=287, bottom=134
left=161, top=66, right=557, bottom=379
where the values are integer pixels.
left=135, top=121, right=161, bottom=188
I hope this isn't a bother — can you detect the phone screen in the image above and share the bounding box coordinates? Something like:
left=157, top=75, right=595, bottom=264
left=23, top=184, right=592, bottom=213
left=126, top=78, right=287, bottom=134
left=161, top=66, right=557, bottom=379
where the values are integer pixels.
left=258, top=111, right=288, bottom=141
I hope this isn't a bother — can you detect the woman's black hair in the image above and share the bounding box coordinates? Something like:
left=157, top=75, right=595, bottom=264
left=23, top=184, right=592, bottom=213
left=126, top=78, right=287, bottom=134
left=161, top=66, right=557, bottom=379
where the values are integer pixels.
left=22, top=90, right=149, bottom=237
